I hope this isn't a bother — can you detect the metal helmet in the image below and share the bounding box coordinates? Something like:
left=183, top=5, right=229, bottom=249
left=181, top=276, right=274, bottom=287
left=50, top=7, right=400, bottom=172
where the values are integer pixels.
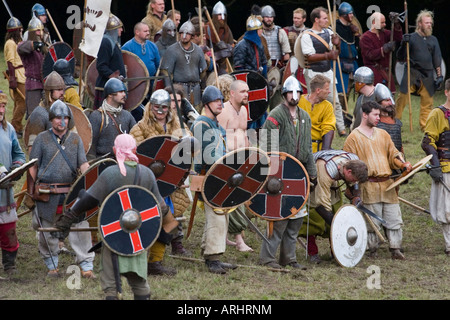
left=27, top=16, right=44, bottom=32
left=104, top=78, right=127, bottom=98
left=202, top=86, right=224, bottom=105
left=374, top=83, right=395, bottom=105
left=246, top=15, right=263, bottom=31
left=7, top=17, right=23, bottom=32
left=44, top=71, right=66, bottom=91
left=354, top=67, right=374, bottom=85
left=179, top=20, right=195, bottom=39
left=261, top=5, right=276, bottom=18
left=212, top=1, right=227, bottom=20
left=106, top=13, right=123, bottom=31
left=48, top=100, right=73, bottom=128
left=53, top=59, right=78, bottom=86
left=162, top=18, right=177, bottom=38
left=338, top=2, right=354, bottom=16
left=32, top=3, right=46, bottom=17
left=150, top=89, right=171, bottom=107
left=282, top=76, right=302, bottom=101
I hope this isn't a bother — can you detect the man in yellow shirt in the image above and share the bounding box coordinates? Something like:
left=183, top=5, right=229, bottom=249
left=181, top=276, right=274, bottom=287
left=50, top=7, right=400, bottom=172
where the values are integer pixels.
left=53, top=59, right=82, bottom=109
left=4, top=18, right=26, bottom=138
left=298, top=74, right=336, bottom=153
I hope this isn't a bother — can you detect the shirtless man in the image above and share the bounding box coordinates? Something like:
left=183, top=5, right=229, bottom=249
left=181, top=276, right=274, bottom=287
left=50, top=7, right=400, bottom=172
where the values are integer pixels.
left=217, top=79, right=253, bottom=252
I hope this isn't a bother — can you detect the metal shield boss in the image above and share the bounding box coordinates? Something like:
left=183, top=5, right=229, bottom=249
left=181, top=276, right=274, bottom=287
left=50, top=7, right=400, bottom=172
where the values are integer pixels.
left=330, top=204, right=368, bottom=268
left=136, top=135, right=192, bottom=198
left=202, top=147, right=270, bottom=212
left=42, top=42, right=76, bottom=81
left=246, top=152, right=310, bottom=221
left=99, top=185, right=162, bottom=256
left=23, top=103, right=92, bottom=154
left=85, top=51, right=150, bottom=111
left=230, top=70, right=269, bottom=123
left=63, top=158, right=117, bottom=220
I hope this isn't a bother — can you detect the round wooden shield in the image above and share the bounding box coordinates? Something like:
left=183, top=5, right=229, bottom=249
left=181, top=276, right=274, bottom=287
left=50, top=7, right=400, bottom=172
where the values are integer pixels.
left=23, top=103, right=92, bottom=154
left=282, top=57, right=308, bottom=94
left=99, top=185, right=162, bottom=256
left=0, top=159, right=37, bottom=185
left=396, top=60, right=446, bottom=86
left=230, top=70, right=269, bottom=123
left=42, top=42, right=76, bottom=81
left=202, top=147, right=270, bottom=210
left=85, top=50, right=150, bottom=111
left=267, top=67, right=281, bottom=98
left=385, top=154, right=433, bottom=191
left=245, top=152, right=310, bottom=221
left=136, top=135, right=192, bottom=198
left=330, top=204, right=367, bottom=268
left=63, top=158, right=117, bottom=220
left=294, top=33, right=307, bottom=69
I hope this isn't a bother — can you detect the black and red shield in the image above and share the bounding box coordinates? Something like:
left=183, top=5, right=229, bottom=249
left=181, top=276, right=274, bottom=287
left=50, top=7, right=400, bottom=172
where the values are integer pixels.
left=85, top=50, right=150, bottom=111
left=230, top=70, right=269, bottom=123
left=41, top=42, right=76, bottom=81
left=63, top=158, right=117, bottom=220
left=245, top=152, right=310, bottom=221
left=98, top=185, right=162, bottom=256
left=136, top=135, right=191, bottom=198
left=202, top=147, right=270, bottom=210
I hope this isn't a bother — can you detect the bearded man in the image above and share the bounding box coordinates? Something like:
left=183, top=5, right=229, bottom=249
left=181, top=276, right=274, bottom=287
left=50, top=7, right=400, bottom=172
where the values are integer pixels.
left=395, top=10, right=443, bottom=131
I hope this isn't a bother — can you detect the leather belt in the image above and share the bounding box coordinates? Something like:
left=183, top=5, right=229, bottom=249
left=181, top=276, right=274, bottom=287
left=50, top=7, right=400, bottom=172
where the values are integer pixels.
left=368, top=176, right=390, bottom=183
left=37, top=183, right=71, bottom=194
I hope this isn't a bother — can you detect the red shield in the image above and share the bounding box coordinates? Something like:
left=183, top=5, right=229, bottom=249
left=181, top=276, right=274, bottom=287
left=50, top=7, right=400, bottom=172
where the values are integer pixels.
left=245, top=152, right=310, bottom=221
left=202, top=147, right=270, bottom=210
left=41, top=42, right=76, bottom=81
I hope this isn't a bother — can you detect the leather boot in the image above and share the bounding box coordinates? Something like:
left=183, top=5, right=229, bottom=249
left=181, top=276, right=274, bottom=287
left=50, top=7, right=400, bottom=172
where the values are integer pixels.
left=134, top=294, right=151, bottom=300
left=2, top=249, right=17, bottom=275
left=205, top=260, right=227, bottom=274
left=147, top=261, right=177, bottom=276
left=171, top=239, right=191, bottom=256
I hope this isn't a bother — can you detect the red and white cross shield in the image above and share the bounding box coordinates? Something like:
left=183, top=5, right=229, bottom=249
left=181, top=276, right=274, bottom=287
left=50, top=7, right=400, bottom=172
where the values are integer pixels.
left=99, top=186, right=162, bottom=256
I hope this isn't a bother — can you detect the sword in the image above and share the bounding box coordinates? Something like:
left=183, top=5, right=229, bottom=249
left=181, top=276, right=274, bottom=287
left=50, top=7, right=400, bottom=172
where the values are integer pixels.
left=235, top=207, right=269, bottom=244
left=355, top=202, right=387, bottom=225
left=439, top=177, right=450, bottom=193
left=2, top=0, right=13, bottom=18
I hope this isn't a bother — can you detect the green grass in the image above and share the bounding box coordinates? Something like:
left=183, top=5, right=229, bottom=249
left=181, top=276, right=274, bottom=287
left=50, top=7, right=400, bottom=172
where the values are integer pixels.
left=1, top=50, right=449, bottom=301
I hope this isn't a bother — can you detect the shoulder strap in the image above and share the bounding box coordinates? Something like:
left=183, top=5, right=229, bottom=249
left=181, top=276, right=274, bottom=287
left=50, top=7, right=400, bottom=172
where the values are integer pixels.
left=304, top=31, right=331, bottom=51
left=51, top=131, right=77, bottom=177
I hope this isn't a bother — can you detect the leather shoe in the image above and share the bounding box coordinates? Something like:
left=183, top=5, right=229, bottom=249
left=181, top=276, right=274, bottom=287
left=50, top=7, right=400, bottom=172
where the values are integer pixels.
left=263, top=261, right=282, bottom=269
left=205, top=260, right=227, bottom=274
left=147, top=261, right=177, bottom=276
left=284, top=261, right=307, bottom=270
left=220, top=261, right=237, bottom=270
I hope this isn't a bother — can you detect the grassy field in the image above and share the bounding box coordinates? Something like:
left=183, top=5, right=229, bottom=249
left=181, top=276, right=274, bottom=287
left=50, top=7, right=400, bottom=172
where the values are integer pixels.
left=0, top=50, right=449, bottom=303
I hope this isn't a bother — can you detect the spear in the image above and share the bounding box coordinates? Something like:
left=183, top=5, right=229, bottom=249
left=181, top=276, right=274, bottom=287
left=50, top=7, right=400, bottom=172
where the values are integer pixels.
left=404, top=0, right=413, bottom=132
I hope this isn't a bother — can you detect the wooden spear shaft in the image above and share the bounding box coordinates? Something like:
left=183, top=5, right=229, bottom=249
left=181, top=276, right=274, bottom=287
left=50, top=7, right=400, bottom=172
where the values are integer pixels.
left=46, top=9, right=63, bottom=42
left=404, top=0, right=413, bottom=132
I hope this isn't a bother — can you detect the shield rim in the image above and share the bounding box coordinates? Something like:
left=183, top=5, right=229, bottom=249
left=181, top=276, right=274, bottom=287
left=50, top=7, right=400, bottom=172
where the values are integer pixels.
left=41, top=41, right=76, bottom=81
left=330, top=204, right=368, bottom=268
left=63, top=158, right=117, bottom=220
left=136, top=134, right=191, bottom=198
left=245, top=151, right=310, bottom=221
left=294, top=32, right=307, bottom=69
left=267, top=67, right=281, bottom=98
left=98, top=185, right=162, bottom=257
left=385, top=154, right=433, bottom=191
left=201, top=147, right=271, bottom=210
left=0, top=159, right=38, bottom=185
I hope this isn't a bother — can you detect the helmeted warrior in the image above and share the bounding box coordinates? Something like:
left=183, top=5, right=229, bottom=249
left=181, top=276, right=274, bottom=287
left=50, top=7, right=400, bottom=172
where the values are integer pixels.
left=53, top=59, right=82, bottom=109
left=4, top=17, right=26, bottom=137
left=88, top=78, right=136, bottom=161
left=23, top=3, right=52, bottom=45
left=94, top=14, right=126, bottom=109
left=155, top=19, right=177, bottom=58
left=351, top=66, right=376, bottom=131
left=160, top=19, right=207, bottom=110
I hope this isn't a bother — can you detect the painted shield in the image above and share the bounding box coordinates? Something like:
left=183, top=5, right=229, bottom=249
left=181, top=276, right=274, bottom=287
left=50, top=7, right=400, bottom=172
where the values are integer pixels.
left=395, top=60, right=446, bottom=86
left=98, top=185, right=162, bottom=256
left=42, top=42, right=76, bottom=81
left=85, top=50, right=150, bottom=111
left=23, top=103, right=92, bottom=154
left=0, top=159, right=37, bottom=185
left=202, top=147, right=270, bottom=210
left=63, top=158, right=117, bottom=220
left=136, top=135, right=192, bottom=198
left=230, top=70, right=269, bottom=122
left=330, top=204, right=368, bottom=268
left=267, top=67, right=281, bottom=98
left=245, top=152, right=310, bottom=221
left=282, top=57, right=308, bottom=94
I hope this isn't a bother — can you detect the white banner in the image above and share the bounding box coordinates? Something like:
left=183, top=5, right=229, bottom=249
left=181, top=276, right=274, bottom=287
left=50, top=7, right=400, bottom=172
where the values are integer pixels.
left=79, top=0, right=112, bottom=58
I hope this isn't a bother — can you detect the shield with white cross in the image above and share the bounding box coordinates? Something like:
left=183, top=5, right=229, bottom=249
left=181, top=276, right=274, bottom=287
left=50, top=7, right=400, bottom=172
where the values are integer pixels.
left=98, top=185, right=162, bottom=256
left=63, top=158, right=117, bottom=220
left=245, top=152, right=310, bottom=220
left=136, top=135, right=192, bottom=198
left=230, top=70, right=269, bottom=123
left=201, top=147, right=270, bottom=211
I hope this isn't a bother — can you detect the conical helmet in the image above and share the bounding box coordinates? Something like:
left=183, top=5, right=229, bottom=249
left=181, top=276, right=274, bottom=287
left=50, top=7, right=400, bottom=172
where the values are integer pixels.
left=27, top=16, right=44, bottom=32
left=246, top=15, right=262, bottom=31
left=7, top=17, right=23, bottom=32
left=212, top=1, right=227, bottom=20
left=281, top=76, right=302, bottom=101
left=179, top=20, right=195, bottom=39
left=374, top=83, right=395, bottom=105
left=106, top=13, right=123, bottom=31
left=44, top=71, right=66, bottom=91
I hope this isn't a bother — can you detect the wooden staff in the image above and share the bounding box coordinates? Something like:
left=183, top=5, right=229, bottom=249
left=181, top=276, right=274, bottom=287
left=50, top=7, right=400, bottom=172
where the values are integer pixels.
left=398, top=197, right=430, bottom=215
left=3, top=71, right=25, bottom=100
left=78, top=0, right=88, bottom=97
left=198, top=0, right=203, bottom=45
left=404, top=0, right=413, bottom=132
left=327, top=0, right=338, bottom=113
left=363, top=212, right=386, bottom=243
left=170, top=0, right=178, bottom=41
left=46, top=9, right=64, bottom=42
left=387, top=15, right=395, bottom=91
left=203, top=6, right=233, bottom=73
